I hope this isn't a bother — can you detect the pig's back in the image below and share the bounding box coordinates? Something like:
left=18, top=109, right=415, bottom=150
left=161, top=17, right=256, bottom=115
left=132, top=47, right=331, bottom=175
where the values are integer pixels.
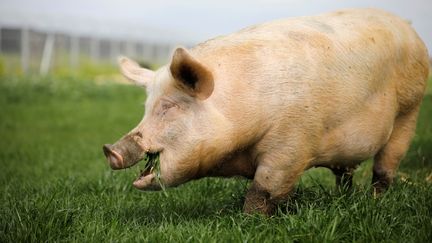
left=193, top=8, right=428, bottom=121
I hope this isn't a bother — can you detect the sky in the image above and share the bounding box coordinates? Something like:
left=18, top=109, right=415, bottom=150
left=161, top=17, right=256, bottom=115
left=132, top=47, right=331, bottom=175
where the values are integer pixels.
left=0, top=0, right=431, bottom=53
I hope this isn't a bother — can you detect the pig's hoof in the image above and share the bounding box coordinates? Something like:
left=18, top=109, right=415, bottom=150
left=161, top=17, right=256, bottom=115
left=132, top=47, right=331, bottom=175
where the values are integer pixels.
left=243, top=184, right=276, bottom=216
left=331, top=166, right=354, bottom=190
left=372, top=182, right=389, bottom=198
left=243, top=202, right=276, bottom=216
left=372, top=171, right=391, bottom=198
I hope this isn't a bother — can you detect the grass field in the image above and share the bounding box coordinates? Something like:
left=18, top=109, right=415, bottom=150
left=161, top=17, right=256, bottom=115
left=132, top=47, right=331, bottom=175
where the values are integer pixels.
left=0, top=75, right=431, bottom=242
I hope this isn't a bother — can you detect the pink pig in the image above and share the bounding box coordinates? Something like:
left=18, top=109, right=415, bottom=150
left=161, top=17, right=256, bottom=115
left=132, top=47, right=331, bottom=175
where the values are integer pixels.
left=103, top=8, right=429, bottom=215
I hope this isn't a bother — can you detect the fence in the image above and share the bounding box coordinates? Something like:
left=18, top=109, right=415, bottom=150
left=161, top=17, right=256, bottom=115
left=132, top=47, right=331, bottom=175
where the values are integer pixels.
left=0, top=26, right=179, bottom=74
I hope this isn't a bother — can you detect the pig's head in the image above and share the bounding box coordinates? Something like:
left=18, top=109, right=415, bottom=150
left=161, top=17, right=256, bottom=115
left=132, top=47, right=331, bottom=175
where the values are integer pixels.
left=103, top=47, right=216, bottom=190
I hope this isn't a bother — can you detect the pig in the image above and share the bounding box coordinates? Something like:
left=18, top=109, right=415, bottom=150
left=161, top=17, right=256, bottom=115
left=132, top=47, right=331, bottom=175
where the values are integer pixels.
left=103, top=8, right=429, bottom=215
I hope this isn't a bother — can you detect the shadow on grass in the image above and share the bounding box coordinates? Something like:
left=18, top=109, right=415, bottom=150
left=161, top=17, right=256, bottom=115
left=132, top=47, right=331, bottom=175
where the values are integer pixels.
left=72, top=177, right=248, bottom=224
left=111, top=179, right=371, bottom=224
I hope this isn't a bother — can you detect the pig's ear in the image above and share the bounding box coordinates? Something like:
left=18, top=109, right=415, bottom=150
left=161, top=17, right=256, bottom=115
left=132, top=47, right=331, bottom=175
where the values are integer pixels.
left=118, top=56, right=155, bottom=87
left=169, top=47, right=214, bottom=100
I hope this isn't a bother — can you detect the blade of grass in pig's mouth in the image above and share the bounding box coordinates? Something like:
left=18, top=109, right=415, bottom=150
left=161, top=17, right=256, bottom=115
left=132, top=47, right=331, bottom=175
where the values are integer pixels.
left=138, top=152, right=160, bottom=178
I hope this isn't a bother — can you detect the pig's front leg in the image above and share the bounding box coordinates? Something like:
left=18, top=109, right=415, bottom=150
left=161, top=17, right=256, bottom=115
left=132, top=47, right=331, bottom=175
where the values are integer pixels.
left=243, top=158, right=306, bottom=215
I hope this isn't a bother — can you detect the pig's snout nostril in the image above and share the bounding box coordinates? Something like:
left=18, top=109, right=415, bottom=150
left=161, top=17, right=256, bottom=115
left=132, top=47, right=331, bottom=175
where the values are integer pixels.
left=102, top=144, right=112, bottom=157
left=102, top=144, right=124, bottom=170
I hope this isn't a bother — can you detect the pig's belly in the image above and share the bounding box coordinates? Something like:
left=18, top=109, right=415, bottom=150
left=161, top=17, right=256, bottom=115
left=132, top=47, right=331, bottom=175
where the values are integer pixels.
left=314, top=93, right=396, bottom=167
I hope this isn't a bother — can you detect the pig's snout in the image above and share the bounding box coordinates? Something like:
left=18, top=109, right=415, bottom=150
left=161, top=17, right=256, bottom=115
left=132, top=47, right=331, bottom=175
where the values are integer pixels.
left=103, top=134, right=147, bottom=170
left=103, top=144, right=125, bottom=170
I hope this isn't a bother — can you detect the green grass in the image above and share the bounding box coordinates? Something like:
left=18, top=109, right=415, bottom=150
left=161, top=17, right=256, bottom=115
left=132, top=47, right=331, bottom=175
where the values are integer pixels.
left=0, top=75, right=431, bottom=242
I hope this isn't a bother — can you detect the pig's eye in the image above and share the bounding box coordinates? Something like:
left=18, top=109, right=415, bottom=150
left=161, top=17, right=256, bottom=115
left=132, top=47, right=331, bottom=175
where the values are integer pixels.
left=160, top=101, right=177, bottom=116
left=162, top=103, right=175, bottom=110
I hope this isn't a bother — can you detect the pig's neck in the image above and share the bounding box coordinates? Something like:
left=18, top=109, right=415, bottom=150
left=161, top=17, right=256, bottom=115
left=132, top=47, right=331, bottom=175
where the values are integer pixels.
left=204, top=150, right=256, bottom=179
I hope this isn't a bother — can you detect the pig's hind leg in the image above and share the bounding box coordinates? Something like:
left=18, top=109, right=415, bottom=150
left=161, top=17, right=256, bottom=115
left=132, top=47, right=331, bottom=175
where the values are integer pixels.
left=372, top=106, right=420, bottom=194
left=331, top=166, right=355, bottom=189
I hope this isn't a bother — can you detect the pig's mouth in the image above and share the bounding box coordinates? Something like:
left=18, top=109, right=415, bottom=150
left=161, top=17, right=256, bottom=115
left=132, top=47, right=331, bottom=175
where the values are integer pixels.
left=138, top=152, right=159, bottom=177
left=133, top=151, right=162, bottom=190
left=103, top=143, right=164, bottom=190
